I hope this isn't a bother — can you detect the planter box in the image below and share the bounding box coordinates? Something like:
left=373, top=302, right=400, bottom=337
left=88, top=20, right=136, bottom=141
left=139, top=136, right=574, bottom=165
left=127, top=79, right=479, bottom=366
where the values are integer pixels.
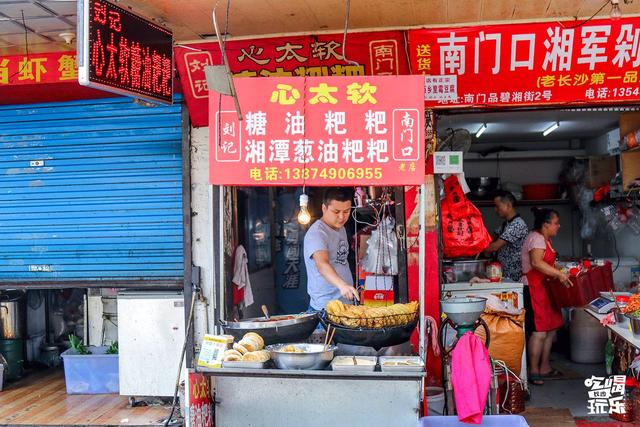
left=61, top=346, right=119, bottom=394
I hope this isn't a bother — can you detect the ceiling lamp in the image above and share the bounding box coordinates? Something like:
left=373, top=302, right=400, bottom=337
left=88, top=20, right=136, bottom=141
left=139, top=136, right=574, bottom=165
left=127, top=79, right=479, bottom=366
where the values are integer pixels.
left=542, top=122, right=560, bottom=136
left=475, top=123, right=487, bottom=138
left=297, top=193, right=311, bottom=225
left=611, top=0, right=622, bottom=19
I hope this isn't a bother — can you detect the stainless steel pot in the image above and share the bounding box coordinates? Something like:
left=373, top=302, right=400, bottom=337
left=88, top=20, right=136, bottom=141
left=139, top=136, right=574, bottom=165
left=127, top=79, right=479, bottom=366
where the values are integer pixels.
left=0, top=291, right=26, bottom=339
left=267, top=343, right=336, bottom=370
left=626, top=314, right=640, bottom=338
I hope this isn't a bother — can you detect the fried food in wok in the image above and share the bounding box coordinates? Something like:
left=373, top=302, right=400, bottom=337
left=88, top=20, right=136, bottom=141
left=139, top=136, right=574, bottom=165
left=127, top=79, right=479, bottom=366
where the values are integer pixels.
left=325, top=300, right=419, bottom=328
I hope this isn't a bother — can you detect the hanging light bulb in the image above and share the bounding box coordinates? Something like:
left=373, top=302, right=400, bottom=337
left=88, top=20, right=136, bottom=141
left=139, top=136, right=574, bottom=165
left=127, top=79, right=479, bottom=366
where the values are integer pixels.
left=298, top=193, right=311, bottom=225
left=611, top=0, right=622, bottom=19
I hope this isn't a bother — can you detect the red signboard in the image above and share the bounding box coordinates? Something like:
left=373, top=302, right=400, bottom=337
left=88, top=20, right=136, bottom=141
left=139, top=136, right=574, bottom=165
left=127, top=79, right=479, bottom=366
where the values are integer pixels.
left=209, top=76, right=425, bottom=186
left=188, top=371, right=213, bottom=427
left=409, top=17, right=640, bottom=108
left=175, top=30, right=409, bottom=126
left=0, top=51, right=78, bottom=85
left=78, top=0, right=173, bottom=104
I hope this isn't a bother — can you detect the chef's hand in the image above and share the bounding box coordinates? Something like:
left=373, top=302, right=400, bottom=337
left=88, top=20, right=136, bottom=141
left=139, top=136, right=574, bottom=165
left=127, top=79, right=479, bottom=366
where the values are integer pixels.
left=557, top=271, right=572, bottom=288
left=338, top=284, right=360, bottom=302
left=470, top=276, right=491, bottom=285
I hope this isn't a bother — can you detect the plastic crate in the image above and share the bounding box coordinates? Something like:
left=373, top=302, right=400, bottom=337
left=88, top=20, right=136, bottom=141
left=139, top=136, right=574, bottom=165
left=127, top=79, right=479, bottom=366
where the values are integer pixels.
left=418, top=415, right=529, bottom=426
left=61, top=346, right=119, bottom=394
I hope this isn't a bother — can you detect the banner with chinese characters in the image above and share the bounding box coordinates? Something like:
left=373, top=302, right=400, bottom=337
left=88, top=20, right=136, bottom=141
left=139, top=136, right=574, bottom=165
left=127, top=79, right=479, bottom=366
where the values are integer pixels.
left=0, top=51, right=77, bottom=85
left=209, top=76, right=425, bottom=186
left=187, top=371, right=213, bottom=427
left=78, top=0, right=173, bottom=104
left=175, top=30, right=409, bottom=127
left=409, top=17, right=640, bottom=107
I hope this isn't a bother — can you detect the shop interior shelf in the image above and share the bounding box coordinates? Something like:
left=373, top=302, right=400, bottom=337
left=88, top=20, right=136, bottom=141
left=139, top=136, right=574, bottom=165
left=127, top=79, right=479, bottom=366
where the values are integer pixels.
left=621, top=149, right=640, bottom=190
left=471, top=199, right=571, bottom=207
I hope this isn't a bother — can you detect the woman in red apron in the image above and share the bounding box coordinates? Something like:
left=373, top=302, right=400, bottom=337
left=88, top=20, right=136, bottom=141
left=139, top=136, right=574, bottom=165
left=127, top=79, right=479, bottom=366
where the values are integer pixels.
left=522, top=208, right=571, bottom=385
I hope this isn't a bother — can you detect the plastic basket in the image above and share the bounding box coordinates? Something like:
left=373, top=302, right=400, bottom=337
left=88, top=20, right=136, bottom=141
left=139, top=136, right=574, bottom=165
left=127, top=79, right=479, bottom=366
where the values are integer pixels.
left=61, top=346, right=119, bottom=394
left=418, top=415, right=529, bottom=427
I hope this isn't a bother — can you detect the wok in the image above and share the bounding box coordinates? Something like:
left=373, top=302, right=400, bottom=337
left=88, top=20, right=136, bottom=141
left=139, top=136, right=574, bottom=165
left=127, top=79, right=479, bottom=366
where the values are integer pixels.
left=319, top=311, right=418, bottom=350
left=220, top=312, right=319, bottom=345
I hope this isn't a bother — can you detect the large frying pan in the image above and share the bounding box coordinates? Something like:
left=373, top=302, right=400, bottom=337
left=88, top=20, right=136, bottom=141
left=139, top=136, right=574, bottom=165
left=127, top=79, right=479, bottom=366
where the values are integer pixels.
left=319, top=311, right=418, bottom=350
left=220, top=312, right=319, bottom=345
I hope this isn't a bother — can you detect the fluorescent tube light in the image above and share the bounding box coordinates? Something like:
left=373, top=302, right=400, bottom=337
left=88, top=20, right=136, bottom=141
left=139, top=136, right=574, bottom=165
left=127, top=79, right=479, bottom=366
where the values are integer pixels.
left=542, top=122, right=560, bottom=136
left=475, top=123, right=487, bottom=138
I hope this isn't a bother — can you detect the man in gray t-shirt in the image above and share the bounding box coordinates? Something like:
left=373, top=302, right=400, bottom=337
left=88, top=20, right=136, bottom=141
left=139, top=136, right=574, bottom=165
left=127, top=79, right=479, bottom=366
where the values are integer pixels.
left=304, top=188, right=359, bottom=310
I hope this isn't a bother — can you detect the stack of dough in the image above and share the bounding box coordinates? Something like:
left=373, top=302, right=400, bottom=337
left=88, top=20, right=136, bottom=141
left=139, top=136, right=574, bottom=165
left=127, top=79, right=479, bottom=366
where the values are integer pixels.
left=223, top=332, right=270, bottom=363
left=325, top=300, right=419, bottom=328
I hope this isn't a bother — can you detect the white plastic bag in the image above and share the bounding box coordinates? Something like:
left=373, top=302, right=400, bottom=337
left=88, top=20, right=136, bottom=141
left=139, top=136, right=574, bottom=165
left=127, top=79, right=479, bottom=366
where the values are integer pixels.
left=363, top=216, right=398, bottom=275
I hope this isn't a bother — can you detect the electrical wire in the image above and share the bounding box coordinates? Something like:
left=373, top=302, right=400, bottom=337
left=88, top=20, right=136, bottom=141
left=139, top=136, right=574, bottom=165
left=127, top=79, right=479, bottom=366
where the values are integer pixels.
left=559, top=0, right=611, bottom=29
left=611, top=231, right=620, bottom=273
left=341, top=0, right=360, bottom=67
left=215, top=0, right=232, bottom=149
left=492, top=359, right=525, bottom=414
left=163, top=289, right=198, bottom=427
left=7, top=11, right=30, bottom=83
left=351, top=203, right=380, bottom=227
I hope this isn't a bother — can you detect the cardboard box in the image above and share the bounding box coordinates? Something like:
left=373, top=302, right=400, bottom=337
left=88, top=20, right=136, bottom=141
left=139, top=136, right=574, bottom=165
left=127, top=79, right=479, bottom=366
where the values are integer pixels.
left=621, top=150, right=640, bottom=190
left=586, top=156, right=616, bottom=189
left=361, top=290, right=394, bottom=307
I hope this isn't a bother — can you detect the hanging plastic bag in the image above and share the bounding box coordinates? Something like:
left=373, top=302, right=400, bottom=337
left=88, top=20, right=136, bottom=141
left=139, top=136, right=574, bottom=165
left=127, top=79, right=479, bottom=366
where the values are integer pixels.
left=363, top=216, right=398, bottom=275
left=441, top=176, right=492, bottom=258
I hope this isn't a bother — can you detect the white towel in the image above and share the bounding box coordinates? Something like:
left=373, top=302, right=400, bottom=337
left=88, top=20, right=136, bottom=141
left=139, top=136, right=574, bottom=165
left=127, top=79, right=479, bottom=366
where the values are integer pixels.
left=232, top=245, right=254, bottom=308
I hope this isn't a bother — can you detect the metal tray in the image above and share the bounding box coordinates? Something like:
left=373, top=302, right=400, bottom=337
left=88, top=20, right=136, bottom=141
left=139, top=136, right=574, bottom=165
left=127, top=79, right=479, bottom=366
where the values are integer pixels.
left=378, top=356, right=424, bottom=372
left=331, top=356, right=377, bottom=372
left=222, top=360, right=268, bottom=369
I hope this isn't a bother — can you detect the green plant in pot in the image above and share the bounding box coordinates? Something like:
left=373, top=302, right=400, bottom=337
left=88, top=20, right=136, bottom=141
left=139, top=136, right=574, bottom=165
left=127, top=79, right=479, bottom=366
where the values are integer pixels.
left=106, top=341, right=118, bottom=355
left=68, top=334, right=91, bottom=355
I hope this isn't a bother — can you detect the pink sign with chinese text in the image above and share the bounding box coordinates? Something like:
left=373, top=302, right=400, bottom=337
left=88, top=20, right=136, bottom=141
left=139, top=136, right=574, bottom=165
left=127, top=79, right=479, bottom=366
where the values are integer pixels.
left=209, top=76, right=425, bottom=186
left=409, top=17, right=640, bottom=107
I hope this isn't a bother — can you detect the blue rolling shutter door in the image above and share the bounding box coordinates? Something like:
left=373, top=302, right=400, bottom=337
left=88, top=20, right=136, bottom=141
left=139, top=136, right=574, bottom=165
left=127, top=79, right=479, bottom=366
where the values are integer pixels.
left=0, top=97, right=184, bottom=283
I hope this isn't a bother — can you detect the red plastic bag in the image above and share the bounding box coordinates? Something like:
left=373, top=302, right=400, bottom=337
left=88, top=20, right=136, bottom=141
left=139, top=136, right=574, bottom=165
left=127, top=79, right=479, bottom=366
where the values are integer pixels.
left=441, top=176, right=492, bottom=258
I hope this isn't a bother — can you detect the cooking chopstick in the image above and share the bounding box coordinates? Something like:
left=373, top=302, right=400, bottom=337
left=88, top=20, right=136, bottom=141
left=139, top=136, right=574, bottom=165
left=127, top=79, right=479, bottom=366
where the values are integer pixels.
left=323, top=324, right=332, bottom=349
left=325, top=327, right=337, bottom=351
left=611, top=290, right=622, bottom=312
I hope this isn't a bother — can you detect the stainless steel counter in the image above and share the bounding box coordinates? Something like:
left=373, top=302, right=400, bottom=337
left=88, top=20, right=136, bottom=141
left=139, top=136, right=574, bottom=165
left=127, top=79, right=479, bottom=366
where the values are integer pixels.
left=199, top=367, right=424, bottom=427
left=585, top=308, right=640, bottom=350
left=199, top=366, right=423, bottom=380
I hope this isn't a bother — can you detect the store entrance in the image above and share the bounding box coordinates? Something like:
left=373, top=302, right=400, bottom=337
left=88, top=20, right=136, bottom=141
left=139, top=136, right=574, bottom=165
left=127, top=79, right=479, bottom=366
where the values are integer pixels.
left=230, top=186, right=410, bottom=320
left=436, top=107, right=640, bottom=420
